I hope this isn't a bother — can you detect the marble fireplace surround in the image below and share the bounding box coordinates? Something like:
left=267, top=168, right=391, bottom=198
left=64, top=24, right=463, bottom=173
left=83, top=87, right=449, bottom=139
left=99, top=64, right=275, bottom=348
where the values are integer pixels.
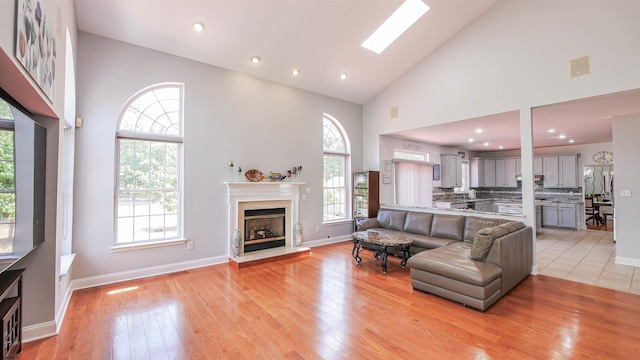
left=225, top=181, right=309, bottom=266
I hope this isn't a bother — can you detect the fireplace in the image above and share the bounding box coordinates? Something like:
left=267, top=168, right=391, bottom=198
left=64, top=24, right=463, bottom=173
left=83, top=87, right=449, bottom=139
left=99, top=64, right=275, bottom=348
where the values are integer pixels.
left=226, top=182, right=307, bottom=263
left=243, top=207, right=286, bottom=253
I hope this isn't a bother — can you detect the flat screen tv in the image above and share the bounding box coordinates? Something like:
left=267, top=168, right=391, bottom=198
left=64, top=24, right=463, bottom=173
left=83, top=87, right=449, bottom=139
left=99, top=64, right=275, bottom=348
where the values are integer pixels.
left=0, top=89, right=47, bottom=274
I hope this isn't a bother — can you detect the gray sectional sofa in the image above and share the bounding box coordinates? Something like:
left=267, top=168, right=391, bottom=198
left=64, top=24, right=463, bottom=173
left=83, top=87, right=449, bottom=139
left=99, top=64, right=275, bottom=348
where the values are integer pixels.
left=356, top=208, right=533, bottom=311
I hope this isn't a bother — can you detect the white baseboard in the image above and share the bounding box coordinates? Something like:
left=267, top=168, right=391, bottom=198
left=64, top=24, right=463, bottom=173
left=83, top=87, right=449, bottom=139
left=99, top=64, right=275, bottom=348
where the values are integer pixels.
left=70, top=255, right=228, bottom=291
left=615, top=256, right=640, bottom=267
left=302, top=235, right=351, bottom=248
left=23, top=321, right=57, bottom=343
left=55, top=280, right=75, bottom=333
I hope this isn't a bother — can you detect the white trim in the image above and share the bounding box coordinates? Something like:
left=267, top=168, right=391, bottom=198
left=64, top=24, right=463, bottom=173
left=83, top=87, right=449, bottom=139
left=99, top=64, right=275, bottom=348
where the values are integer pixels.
left=55, top=278, right=75, bottom=333
left=23, top=321, right=57, bottom=343
left=59, top=253, right=76, bottom=276
left=111, top=238, right=187, bottom=252
left=70, top=255, right=227, bottom=291
left=615, top=256, right=640, bottom=267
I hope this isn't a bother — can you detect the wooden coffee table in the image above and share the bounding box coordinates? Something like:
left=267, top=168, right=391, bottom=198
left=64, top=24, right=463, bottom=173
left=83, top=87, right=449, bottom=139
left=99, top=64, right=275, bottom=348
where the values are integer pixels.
left=352, top=231, right=413, bottom=273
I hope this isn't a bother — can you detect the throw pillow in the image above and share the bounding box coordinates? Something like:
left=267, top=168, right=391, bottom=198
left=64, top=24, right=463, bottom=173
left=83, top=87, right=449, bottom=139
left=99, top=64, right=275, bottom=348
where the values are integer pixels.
left=470, top=226, right=509, bottom=261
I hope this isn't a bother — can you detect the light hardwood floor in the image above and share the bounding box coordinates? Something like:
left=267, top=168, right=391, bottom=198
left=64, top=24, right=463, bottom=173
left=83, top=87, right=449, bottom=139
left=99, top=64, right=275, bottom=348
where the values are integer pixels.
left=20, top=241, right=640, bottom=359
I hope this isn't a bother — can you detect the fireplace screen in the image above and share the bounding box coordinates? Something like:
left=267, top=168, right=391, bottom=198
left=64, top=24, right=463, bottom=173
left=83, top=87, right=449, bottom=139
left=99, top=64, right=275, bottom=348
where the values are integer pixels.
left=243, top=208, right=286, bottom=253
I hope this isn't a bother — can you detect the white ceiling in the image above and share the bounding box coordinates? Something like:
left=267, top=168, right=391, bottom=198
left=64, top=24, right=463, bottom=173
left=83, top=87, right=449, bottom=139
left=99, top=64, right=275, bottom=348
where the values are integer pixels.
left=74, top=0, right=640, bottom=150
left=74, top=0, right=499, bottom=105
left=390, top=88, right=640, bottom=151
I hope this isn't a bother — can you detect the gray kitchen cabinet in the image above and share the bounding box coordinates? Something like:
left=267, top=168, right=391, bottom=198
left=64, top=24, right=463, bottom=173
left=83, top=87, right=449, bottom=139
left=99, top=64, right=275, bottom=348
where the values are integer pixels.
left=534, top=157, right=543, bottom=174
left=470, top=158, right=484, bottom=188
left=558, top=203, right=578, bottom=229
left=543, top=156, right=560, bottom=188
left=483, top=159, right=496, bottom=187
left=516, top=157, right=543, bottom=176
left=542, top=203, right=559, bottom=227
left=440, top=154, right=462, bottom=188
left=559, top=155, right=578, bottom=188
left=543, top=154, right=578, bottom=188
left=505, top=158, right=518, bottom=187
left=495, top=159, right=506, bottom=186
left=542, top=202, right=578, bottom=229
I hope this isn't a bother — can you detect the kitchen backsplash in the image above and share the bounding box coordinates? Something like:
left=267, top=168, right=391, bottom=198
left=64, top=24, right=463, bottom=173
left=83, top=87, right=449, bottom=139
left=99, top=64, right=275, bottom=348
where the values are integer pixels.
left=434, top=187, right=583, bottom=202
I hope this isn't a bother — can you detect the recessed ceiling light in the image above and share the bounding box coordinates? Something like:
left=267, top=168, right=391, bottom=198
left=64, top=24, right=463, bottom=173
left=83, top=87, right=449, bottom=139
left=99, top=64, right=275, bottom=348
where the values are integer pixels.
left=569, top=139, right=575, bottom=143
left=193, top=22, right=205, bottom=32
left=291, top=68, right=301, bottom=76
left=484, top=142, right=490, bottom=146
left=361, top=0, right=430, bottom=54
left=468, top=138, right=474, bottom=142
left=558, top=134, right=566, bottom=139
left=340, top=73, right=348, bottom=80
left=499, top=146, right=504, bottom=149
left=250, top=56, right=261, bottom=64
left=547, top=129, right=556, bottom=133
left=475, top=128, right=482, bottom=133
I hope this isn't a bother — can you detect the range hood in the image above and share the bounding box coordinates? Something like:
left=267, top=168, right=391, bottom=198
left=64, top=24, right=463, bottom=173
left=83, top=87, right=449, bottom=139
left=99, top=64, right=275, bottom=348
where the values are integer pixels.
left=516, top=175, right=544, bottom=182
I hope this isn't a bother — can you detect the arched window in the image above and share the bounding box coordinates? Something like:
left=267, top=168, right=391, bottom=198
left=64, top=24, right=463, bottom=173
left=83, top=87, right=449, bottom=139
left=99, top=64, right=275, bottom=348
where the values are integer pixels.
left=323, top=114, right=351, bottom=222
left=115, top=83, right=184, bottom=245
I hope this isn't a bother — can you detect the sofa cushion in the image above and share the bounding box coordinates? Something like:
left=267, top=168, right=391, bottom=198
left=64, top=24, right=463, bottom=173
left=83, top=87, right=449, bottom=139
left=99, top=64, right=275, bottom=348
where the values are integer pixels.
left=470, top=221, right=525, bottom=261
left=357, top=217, right=380, bottom=231
left=430, top=214, right=465, bottom=241
left=376, top=209, right=407, bottom=231
left=463, top=216, right=502, bottom=242
left=408, top=242, right=502, bottom=286
left=403, top=212, right=434, bottom=236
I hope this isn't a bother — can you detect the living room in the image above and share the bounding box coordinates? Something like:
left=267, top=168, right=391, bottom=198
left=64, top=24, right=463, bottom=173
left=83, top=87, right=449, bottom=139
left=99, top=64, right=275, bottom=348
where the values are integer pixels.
left=1, top=0, right=640, bottom=358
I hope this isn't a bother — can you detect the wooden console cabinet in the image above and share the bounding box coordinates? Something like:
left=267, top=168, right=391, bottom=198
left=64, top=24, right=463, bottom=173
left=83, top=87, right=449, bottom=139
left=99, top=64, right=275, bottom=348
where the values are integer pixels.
left=0, top=269, right=23, bottom=359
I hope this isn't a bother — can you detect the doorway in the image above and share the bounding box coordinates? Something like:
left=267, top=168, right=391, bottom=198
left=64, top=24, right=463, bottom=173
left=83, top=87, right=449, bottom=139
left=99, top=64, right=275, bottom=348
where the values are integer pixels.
left=584, top=165, right=614, bottom=232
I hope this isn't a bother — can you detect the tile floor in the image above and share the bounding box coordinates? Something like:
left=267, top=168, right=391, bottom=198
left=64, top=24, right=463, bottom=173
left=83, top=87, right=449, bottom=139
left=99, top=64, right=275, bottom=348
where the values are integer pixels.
left=536, top=227, right=640, bottom=295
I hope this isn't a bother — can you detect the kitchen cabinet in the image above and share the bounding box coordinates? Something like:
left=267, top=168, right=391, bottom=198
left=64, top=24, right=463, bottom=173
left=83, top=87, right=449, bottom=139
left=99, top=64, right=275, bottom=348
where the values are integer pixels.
left=483, top=159, right=496, bottom=187
left=542, top=202, right=578, bottom=229
left=542, top=203, right=559, bottom=227
left=495, top=158, right=517, bottom=187
left=559, top=203, right=578, bottom=228
left=536, top=205, right=542, bottom=232
left=543, top=155, right=578, bottom=188
left=516, top=157, right=543, bottom=176
left=470, top=158, right=484, bottom=187
left=534, top=157, right=543, bottom=174
left=440, top=154, right=462, bottom=188
left=353, top=171, right=379, bottom=219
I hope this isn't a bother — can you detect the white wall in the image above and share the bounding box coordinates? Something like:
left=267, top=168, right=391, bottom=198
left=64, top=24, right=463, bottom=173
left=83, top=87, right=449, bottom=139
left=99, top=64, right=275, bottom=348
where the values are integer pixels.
left=363, top=0, right=640, bottom=263
left=74, top=33, right=363, bottom=279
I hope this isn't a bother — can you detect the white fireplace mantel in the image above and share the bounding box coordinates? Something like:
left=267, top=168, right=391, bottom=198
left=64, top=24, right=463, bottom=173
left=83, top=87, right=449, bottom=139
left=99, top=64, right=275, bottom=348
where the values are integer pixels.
left=225, top=181, right=305, bottom=259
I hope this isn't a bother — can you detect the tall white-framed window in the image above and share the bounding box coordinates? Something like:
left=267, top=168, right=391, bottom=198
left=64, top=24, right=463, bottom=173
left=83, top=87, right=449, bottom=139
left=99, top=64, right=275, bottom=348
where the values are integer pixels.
left=115, top=83, right=184, bottom=246
left=323, top=113, right=351, bottom=222
left=394, top=159, right=433, bottom=208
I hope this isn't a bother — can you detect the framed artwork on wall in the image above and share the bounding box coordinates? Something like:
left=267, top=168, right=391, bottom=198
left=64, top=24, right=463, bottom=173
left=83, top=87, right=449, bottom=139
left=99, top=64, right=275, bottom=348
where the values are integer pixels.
left=433, top=164, right=440, bottom=181
left=15, top=0, right=57, bottom=101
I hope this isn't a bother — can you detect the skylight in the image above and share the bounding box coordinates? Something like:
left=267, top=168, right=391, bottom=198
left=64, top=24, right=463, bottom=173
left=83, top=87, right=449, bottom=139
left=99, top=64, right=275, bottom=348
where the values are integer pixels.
left=361, top=0, right=430, bottom=54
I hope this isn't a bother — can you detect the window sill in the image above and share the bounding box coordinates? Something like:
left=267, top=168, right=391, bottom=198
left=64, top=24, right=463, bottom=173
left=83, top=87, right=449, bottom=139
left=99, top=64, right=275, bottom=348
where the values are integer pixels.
left=110, top=239, right=187, bottom=253
left=60, top=253, right=76, bottom=276
left=322, top=219, right=354, bottom=226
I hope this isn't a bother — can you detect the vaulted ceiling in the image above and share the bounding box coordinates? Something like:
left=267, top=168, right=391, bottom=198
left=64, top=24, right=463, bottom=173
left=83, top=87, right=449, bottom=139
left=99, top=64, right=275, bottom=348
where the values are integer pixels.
left=74, top=0, right=640, bottom=150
